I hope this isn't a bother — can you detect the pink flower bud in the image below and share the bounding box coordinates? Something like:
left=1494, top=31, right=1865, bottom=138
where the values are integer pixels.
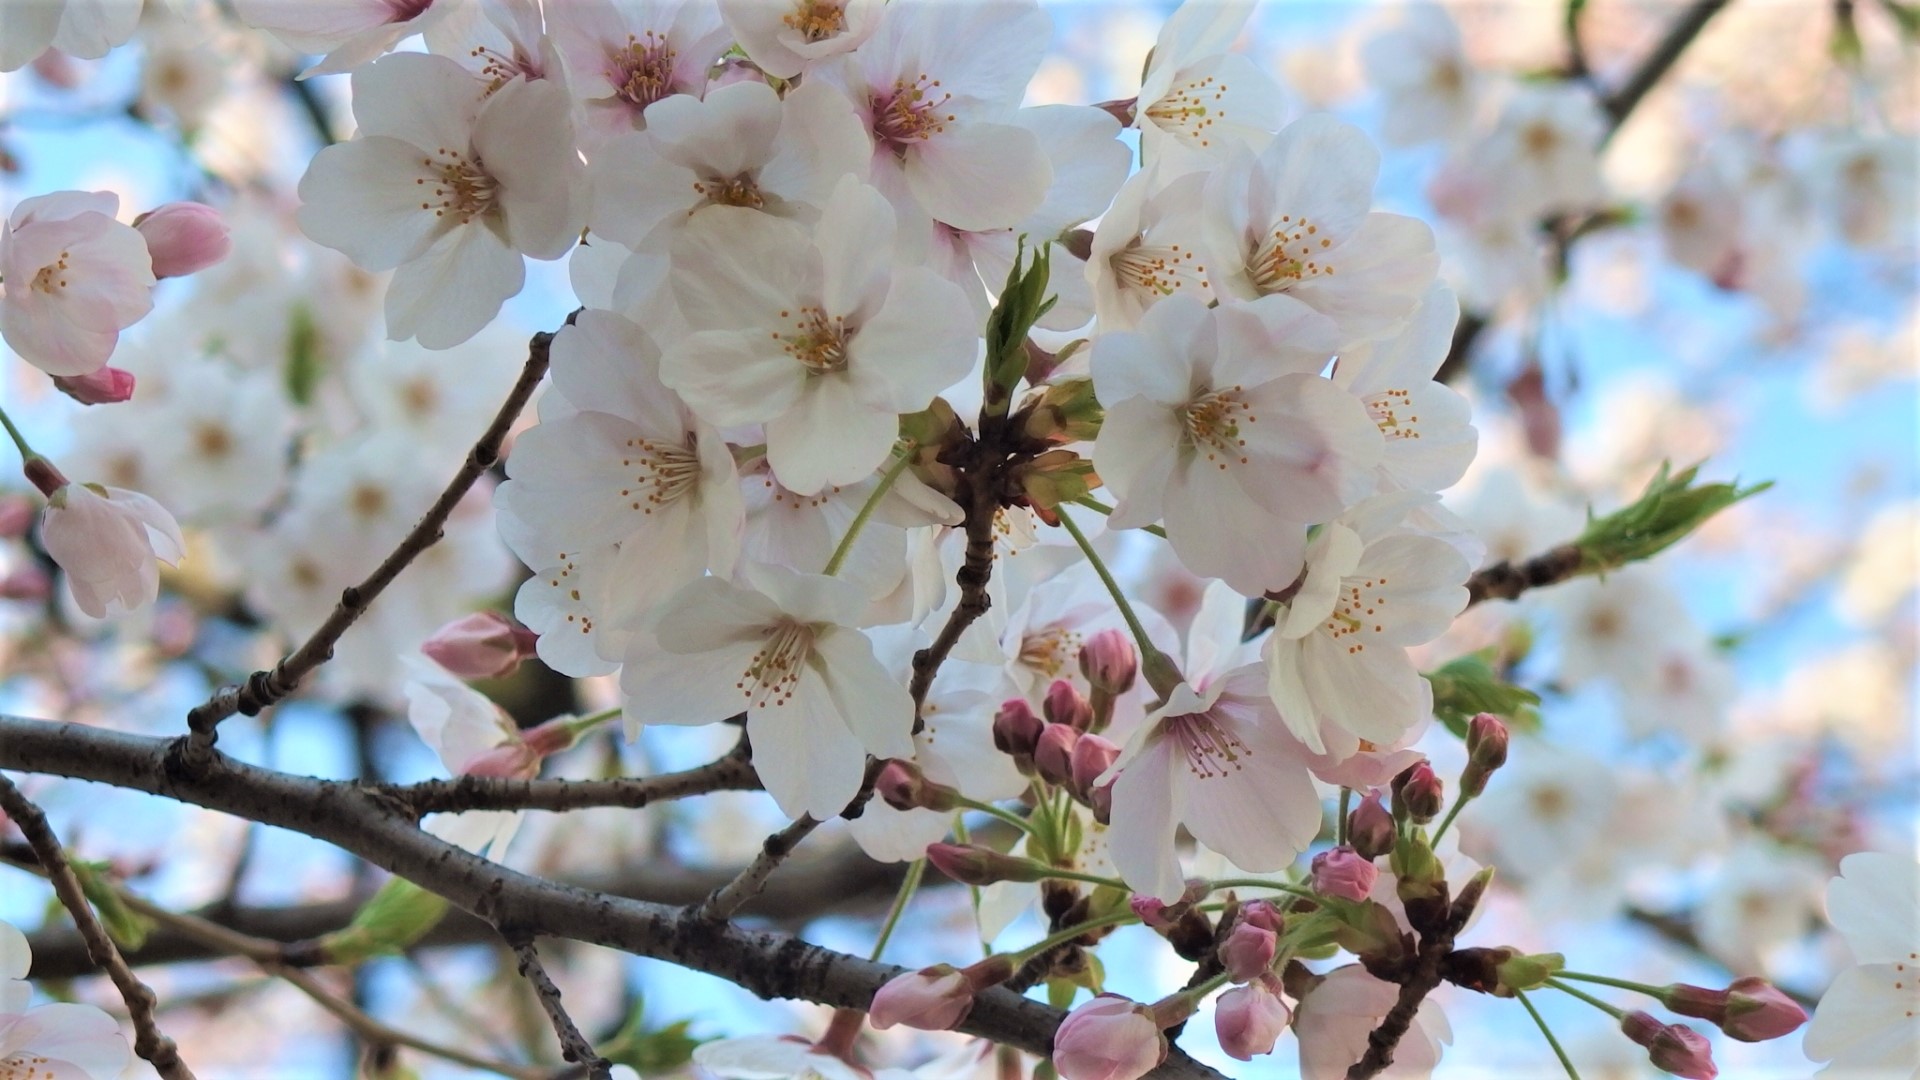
left=1462, top=712, right=1510, bottom=796
left=870, top=965, right=971, bottom=1031
left=1348, top=790, right=1396, bottom=860
left=134, top=202, right=231, bottom=279
left=1078, top=628, right=1138, bottom=696
left=1663, top=978, right=1807, bottom=1043
left=876, top=759, right=960, bottom=813
left=1130, top=895, right=1177, bottom=930
left=0, top=564, right=51, bottom=601
left=1052, top=994, right=1168, bottom=1080
left=992, top=698, right=1044, bottom=757
left=1622, top=1011, right=1717, bottom=1079
left=1217, top=920, right=1277, bottom=983
left=1034, top=723, right=1080, bottom=786
left=1214, top=976, right=1290, bottom=1061
left=422, top=611, right=538, bottom=680
left=0, top=495, right=37, bottom=538
left=1310, top=846, right=1379, bottom=902
left=519, top=717, right=577, bottom=758
left=1393, top=762, right=1444, bottom=824
left=1239, top=899, right=1283, bottom=933
left=1044, top=679, right=1094, bottom=732
left=458, top=741, right=540, bottom=780
left=925, top=843, right=1047, bottom=886
left=52, top=366, right=135, bottom=405
left=1070, top=733, right=1120, bottom=797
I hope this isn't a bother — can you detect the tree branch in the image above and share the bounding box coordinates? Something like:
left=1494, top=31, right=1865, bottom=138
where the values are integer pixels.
left=387, top=755, right=761, bottom=817
left=693, top=814, right=823, bottom=922
left=0, top=716, right=1225, bottom=1080
left=178, top=322, right=564, bottom=764
left=0, top=776, right=196, bottom=1080
left=508, top=936, right=611, bottom=1080
left=1463, top=543, right=1586, bottom=607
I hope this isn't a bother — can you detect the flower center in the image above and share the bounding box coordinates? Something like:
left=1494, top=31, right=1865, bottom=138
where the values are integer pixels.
left=738, top=618, right=815, bottom=708
left=1144, top=73, right=1227, bottom=148
left=1111, top=241, right=1205, bottom=299
left=1181, top=386, right=1255, bottom=469
left=470, top=44, right=538, bottom=95
left=1520, top=121, right=1560, bottom=159
left=1019, top=625, right=1082, bottom=678
left=612, top=31, right=676, bottom=112
left=1323, top=573, right=1388, bottom=654
left=29, top=250, right=71, bottom=294
left=778, top=307, right=849, bottom=374
left=693, top=173, right=766, bottom=210
left=1168, top=710, right=1251, bottom=780
left=417, top=148, right=498, bottom=224
left=619, top=433, right=702, bottom=513
left=1366, top=389, right=1422, bottom=440
left=1250, top=214, right=1335, bottom=293
left=782, top=0, right=847, bottom=42
left=872, top=75, right=954, bottom=154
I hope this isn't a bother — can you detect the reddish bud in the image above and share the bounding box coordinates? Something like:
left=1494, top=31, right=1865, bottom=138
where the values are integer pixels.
left=1217, top=920, right=1277, bottom=983
left=1214, top=975, right=1289, bottom=1061
left=1622, top=1011, right=1718, bottom=1079
left=422, top=612, right=538, bottom=680
left=1078, top=629, right=1138, bottom=697
left=925, top=843, right=1048, bottom=886
left=23, top=457, right=67, bottom=498
left=1393, top=762, right=1444, bottom=824
left=459, top=742, right=540, bottom=780
left=0, top=564, right=51, bottom=601
left=877, top=759, right=960, bottom=813
left=1310, top=846, right=1379, bottom=902
left=1069, top=732, right=1120, bottom=797
left=1034, top=723, right=1080, bottom=786
left=1461, top=712, right=1510, bottom=797
left=0, top=495, right=37, bottom=538
left=1044, top=679, right=1094, bottom=732
left=1663, top=978, right=1807, bottom=1043
left=1130, top=895, right=1177, bottom=930
left=992, top=698, right=1044, bottom=758
left=1052, top=995, right=1167, bottom=1080
left=1348, top=790, right=1396, bottom=860
left=134, top=202, right=231, bottom=279
left=1239, top=900, right=1283, bottom=934
left=53, top=366, right=135, bottom=406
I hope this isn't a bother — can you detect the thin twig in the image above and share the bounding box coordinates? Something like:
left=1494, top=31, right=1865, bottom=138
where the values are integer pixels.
left=387, top=754, right=761, bottom=817
left=1463, top=543, right=1586, bottom=607
left=693, top=814, right=823, bottom=922
left=0, top=776, right=196, bottom=1080
left=508, top=936, right=612, bottom=1080
left=177, top=321, right=565, bottom=764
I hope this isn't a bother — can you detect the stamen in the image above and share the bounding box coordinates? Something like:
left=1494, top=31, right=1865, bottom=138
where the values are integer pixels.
left=1111, top=242, right=1206, bottom=298
left=1366, top=388, right=1422, bottom=440
left=872, top=75, right=954, bottom=154
left=735, top=618, right=815, bottom=708
left=611, top=30, right=677, bottom=112
left=416, top=148, right=498, bottom=224
left=782, top=0, right=847, bottom=42
left=618, top=433, right=702, bottom=514
left=1181, top=386, right=1256, bottom=469
left=1019, top=626, right=1083, bottom=678
left=1249, top=214, right=1336, bottom=294
left=1168, top=710, right=1252, bottom=779
left=1144, top=73, right=1229, bottom=148
left=776, top=307, right=850, bottom=374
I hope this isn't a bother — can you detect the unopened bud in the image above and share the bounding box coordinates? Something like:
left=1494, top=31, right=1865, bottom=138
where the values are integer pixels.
left=1218, top=920, right=1277, bottom=983
left=1077, top=629, right=1138, bottom=697
left=1662, top=977, right=1807, bottom=1043
left=53, top=366, right=135, bottom=406
left=134, top=202, right=231, bottom=278
left=1044, top=679, right=1094, bottom=731
left=870, top=958, right=1012, bottom=1031
left=1052, top=995, right=1167, bottom=1080
left=1020, top=376, right=1103, bottom=445
left=1461, top=712, right=1510, bottom=797
left=1348, top=790, right=1396, bottom=860
left=458, top=741, right=540, bottom=780
left=1069, top=733, right=1119, bottom=798
left=1331, top=900, right=1408, bottom=966
left=925, top=843, right=1049, bottom=886
left=1014, top=448, right=1098, bottom=516
left=1130, top=895, right=1179, bottom=930
left=1621, top=1011, right=1718, bottom=1079
left=1214, top=974, right=1289, bottom=1061
left=992, top=698, right=1044, bottom=758
left=877, top=759, right=961, bottom=813
left=1034, top=722, right=1080, bottom=787
left=1310, top=846, right=1378, bottom=903
left=422, top=612, right=538, bottom=680
left=1239, top=899, right=1283, bottom=933
left=1392, top=762, right=1444, bottom=823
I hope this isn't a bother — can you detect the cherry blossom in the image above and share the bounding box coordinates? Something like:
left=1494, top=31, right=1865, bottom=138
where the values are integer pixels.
left=1360, top=5, right=1480, bottom=147
left=296, top=52, right=586, bottom=348
left=1293, top=965, right=1451, bottom=1080
left=1330, top=283, right=1478, bottom=495
left=548, top=0, right=731, bottom=142
left=0, top=920, right=130, bottom=1080
left=39, top=474, right=185, bottom=620
left=1132, top=0, right=1283, bottom=168
left=0, top=191, right=156, bottom=377
left=0, top=0, right=142, bottom=72
left=718, top=0, right=884, bottom=79
left=1805, top=851, right=1920, bottom=1076
left=235, top=0, right=451, bottom=78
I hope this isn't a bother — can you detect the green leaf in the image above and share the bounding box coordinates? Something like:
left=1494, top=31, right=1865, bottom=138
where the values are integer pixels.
left=71, top=861, right=153, bottom=950
left=981, top=238, right=1056, bottom=418
left=1574, top=460, right=1769, bottom=574
left=1046, top=976, right=1078, bottom=1010
left=317, top=877, right=450, bottom=965
left=285, top=303, right=323, bottom=407
left=1425, top=650, right=1542, bottom=738
left=600, top=999, right=712, bottom=1073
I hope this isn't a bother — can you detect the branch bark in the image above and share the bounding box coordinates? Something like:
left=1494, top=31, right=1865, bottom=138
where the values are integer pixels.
left=1462, top=543, right=1586, bottom=608
left=0, top=716, right=1225, bottom=1080
left=508, top=936, right=611, bottom=1080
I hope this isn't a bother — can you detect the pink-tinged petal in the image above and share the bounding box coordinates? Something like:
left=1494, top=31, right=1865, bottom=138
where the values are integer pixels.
left=1212, top=293, right=1340, bottom=382
left=479, top=76, right=585, bottom=259
left=1179, top=705, right=1321, bottom=871
left=1335, top=282, right=1459, bottom=392
left=816, top=177, right=896, bottom=324
left=1093, top=397, right=1180, bottom=530
left=847, top=803, right=954, bottom=863
left=103, top=487, right=184, bottom=565
left=1142, top=53, right=1284, bottom=160
left=1251, top=113, right=1379, bottom=245
left=765, top=379, right=897, bottom=496
left=814, top=625, right=916, bottom=760
left=0, top=2, right=61, bottom=71
left=297, top=137, right=451, bottom=271
left=660, top=330, right=806, bottom=429
left=1827, top=852, right=1920, bottom=964
left=1301, top=631, right=1429, bottom=746
left=0, top=1001, right=131, bottom=1078
left=2, top=295, right=121, bottom=377
left=903, top=122, right=1051, bottom=232
left=1377, top=381, right=1477, bottom=492
left=383, top=223, right=524, bottom=349
left=347, top=51, right=480, bottom=151
left=669, top=206, right=818, bottom=330
left=1109, top=733, right=1186, bottom=901
left=586, top=132, right=695, bottom=245
left=1092, top=296, right=1209, bottom=406
left=750, top=664, right=873, bottom=819
left=620, top=633, right=763, bottom=731
left=843, top=268, right=978, bottom=410
left=762, top=80, right=874, bottom=207
left=1163, top=455, right=1307, bottom=595
left=1230, top=374, right=1382, bottom=521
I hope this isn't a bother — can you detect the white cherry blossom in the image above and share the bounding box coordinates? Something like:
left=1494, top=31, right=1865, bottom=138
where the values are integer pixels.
left=1331, top=282, right=1478, bottom=495
left=1, top=191, right=155, bottom=377
left=1086, top=164, right=1213, bottom=331
left=661, top=177, right=976, bottom=495
left=236, top=0, right=451, bottom=77
left=0, top=920, right=130, bottom=1080
left=718, top=0, right=884, bottom=79
left=548, top=0, right=730, bottom=142
left=1091, top=293, right=1382, bottom=594
left=1806, top=851, right=1920, bottom=1077
left=1360, top=4, right=1480, bottom=147
left=296, top=53, right=586, bottom=348
left=1133, top=0, right=1283, bottom=168
left=41, top=479, right=185, bottom=620
left=0, top=0, right=142, bottom=72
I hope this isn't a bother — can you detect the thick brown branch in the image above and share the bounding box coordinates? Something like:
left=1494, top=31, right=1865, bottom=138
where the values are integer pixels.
left=908, top=469, right=1000, bottom=714
left=0, top=715, right=1225, bottom=1080
left=508, top=936, right=611, bottom=1080
left=178, top=322, right=563, bottom=762
left=1463, top=543, right=1585, bottom=607
left=387, top=755, right=762, bottom=816
left=0, top=776, right=196, bottom=1080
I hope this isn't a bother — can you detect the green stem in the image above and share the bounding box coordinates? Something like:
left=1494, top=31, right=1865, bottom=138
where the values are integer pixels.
left=1204, top=878, right=1318, bottom=902
left=868, top=858, right=926, bottom=962
left=1337, top=787, right=1352, bottom=845
left=1548, top=977, right=1625, bottom=1019
left=0, top=404, right=40, bottom=462
left=1554, top=970, right=1664, bottom=996
left=955, top=795, right=1037, bottom=837
left=1517, top=990, right=1583, bottom=1080
left=1430, top=794, right=1471, bottom=845
left=1010, top=910, right=1135, bottom=964
left=1032, top=866, right=1133, bottom=892
left=1055, top=505, right=1163, bottom=676
left=1073, top=495, right=1167, bottom=539
left=823, top=442, right=914, bottom=577
left=561, top=707, right=621, bottom=740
